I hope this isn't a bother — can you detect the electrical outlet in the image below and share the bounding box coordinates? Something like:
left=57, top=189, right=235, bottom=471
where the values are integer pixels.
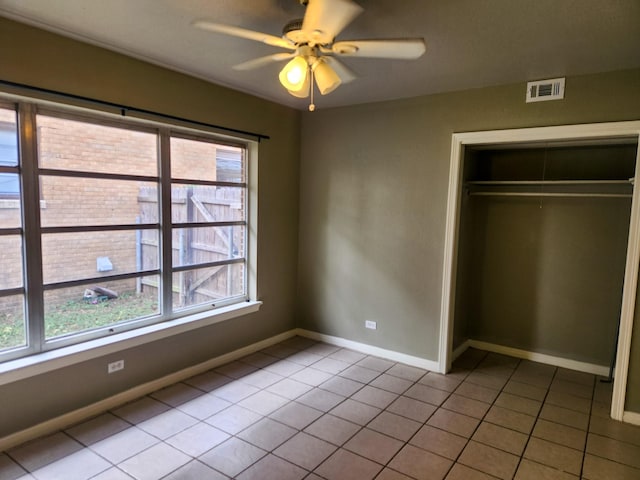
left=365, top=320, right=377, bottom=330
left=107, top=360, right=124, bottom=373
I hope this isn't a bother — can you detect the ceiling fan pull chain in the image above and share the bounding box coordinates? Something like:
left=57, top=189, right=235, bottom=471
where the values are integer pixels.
left=309, top=65, right=316, bottom=111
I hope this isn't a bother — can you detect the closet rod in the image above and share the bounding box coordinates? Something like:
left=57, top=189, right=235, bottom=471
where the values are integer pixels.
left=469, top=192, right=632, bottom=198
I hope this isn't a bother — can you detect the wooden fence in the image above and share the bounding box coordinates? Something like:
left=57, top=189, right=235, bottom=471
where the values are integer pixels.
left=138, top=185, right=245, bottom=308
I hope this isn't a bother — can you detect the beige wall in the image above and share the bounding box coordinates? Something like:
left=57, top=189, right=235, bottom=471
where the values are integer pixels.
left=297, top=69, right=640, bottom=408
left=0, top=17, right=300, bottom=436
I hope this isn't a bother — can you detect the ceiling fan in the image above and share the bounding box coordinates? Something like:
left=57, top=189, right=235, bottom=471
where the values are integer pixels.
left=192, top=0, right=426, bottom=110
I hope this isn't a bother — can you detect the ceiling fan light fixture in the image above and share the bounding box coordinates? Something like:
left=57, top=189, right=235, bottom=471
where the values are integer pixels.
left=279, top=55, right=309, bottom=93
left=287, top=84, right=311, bottom=98
left=312, top=58, right=342, bottom=95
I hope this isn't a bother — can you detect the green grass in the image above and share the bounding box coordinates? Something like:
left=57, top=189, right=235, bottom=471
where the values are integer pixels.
left=0, top=311, right=24, bottom=350
left=0, top=292, right=158, bottom=350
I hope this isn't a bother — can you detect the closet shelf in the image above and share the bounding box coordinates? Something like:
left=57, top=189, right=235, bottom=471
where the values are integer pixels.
left=466, top=180, right=633, bottom=186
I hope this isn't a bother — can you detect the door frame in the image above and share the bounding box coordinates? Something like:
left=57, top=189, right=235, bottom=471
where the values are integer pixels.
left=439, top=121, right=640, bottom=422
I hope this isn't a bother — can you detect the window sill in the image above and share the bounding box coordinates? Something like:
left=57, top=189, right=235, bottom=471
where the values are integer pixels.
left=0, top=300, right=262, bottom=386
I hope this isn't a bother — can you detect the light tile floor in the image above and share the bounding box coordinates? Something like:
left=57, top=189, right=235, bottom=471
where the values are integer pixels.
left=2, top=336, right=640, bottom=479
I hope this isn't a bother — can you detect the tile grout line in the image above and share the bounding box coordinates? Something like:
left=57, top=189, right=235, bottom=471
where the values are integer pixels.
left=366, top=365, right=452, bottom=479
left=433, top=350, right=491, bottom=480
left=308, top=361, right=410, bottom=479
left=579, top=375, right=598, bottom=480
left=443, top=350, right=518, bottom=480
left=510, top=363, right=558, bottom=479
left=214, top=345, right=387, bottom=479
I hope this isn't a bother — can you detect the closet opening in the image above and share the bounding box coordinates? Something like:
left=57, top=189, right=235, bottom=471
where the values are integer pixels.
left=440, top=122, right=640, bottom=423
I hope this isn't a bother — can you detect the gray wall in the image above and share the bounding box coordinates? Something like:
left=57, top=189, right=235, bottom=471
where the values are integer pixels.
left=0, top=18, right=300, bottom=437
left=297, top=69, right=640, bottom=406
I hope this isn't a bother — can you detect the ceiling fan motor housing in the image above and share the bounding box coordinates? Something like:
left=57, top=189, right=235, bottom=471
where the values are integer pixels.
left=283, top=19, right=307, bottom=44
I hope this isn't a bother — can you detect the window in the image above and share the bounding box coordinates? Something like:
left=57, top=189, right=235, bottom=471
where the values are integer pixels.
left=0, top=107, right=24, bottom=353
left=169, top=137, right=246, bottom=311
left=0, top=101, right=255, bottom=362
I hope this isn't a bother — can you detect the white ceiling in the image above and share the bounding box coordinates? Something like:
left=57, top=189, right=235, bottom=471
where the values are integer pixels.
left=1, top=0, right=639, bottom=110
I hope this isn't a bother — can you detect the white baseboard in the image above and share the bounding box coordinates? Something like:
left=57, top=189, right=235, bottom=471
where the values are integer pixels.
left=0, top=329, right=297, bottom=452
left=295, top=329, right=441, bottom=373
left=451, top=340, right=471, bottom=363
left=622, top=411, right=640, bottom=426
left=468, top=339, right=609, bottom=377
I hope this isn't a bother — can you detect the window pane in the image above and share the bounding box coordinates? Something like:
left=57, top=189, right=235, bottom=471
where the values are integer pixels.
left=172, top=263, right=245, bottom=310
left=172, top=226, right=245, bottom=268
left=171, top=137, right=216, bottom=182
left=42, top=230, right=159, bottom=284
left=0, top=108, right=18, bottom=167
left=0, top=294, right=25, bottom=351
left=37, top=115, right=158, bottom=176
left=0, top=109, right=19, bottom=205
left=0, top=173, right=19, bottom=198
left=171, top=185, right=244, bottom=223
left=40, top=176, right=158, bottom=227
left=171, top=138, right=244, bottom=183
left=0, top=188, right=21, bottom=228
left=44, top=277, right=160, bottom=340
left=215, top=147, right=245, bottom=183
left=0, top=235, right=23, bottom=289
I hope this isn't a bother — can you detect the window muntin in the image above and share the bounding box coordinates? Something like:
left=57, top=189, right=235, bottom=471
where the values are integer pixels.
left=0, top=102, right=252, bottom=361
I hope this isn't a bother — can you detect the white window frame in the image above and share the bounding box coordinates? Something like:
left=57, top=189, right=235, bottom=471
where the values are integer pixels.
left=0, top=95, right=260, bottom=383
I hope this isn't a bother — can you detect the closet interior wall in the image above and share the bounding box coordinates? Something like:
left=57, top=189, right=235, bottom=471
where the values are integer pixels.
left=453, top=142, right=637, bottom=368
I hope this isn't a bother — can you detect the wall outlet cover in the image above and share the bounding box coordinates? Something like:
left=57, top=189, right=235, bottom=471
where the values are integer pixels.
left=108, top=360, right=124, bottom=373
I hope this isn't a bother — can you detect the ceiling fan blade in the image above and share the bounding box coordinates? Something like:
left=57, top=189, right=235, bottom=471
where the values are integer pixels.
left=323, top=57, right=356, bottom=84
left=302, top=0, right=363, bottom=45
left=333, top=39, right=426, bottom=59
left=233, top=52, right=296, bottom=71
left=192, top=20, right=295, bottom=50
